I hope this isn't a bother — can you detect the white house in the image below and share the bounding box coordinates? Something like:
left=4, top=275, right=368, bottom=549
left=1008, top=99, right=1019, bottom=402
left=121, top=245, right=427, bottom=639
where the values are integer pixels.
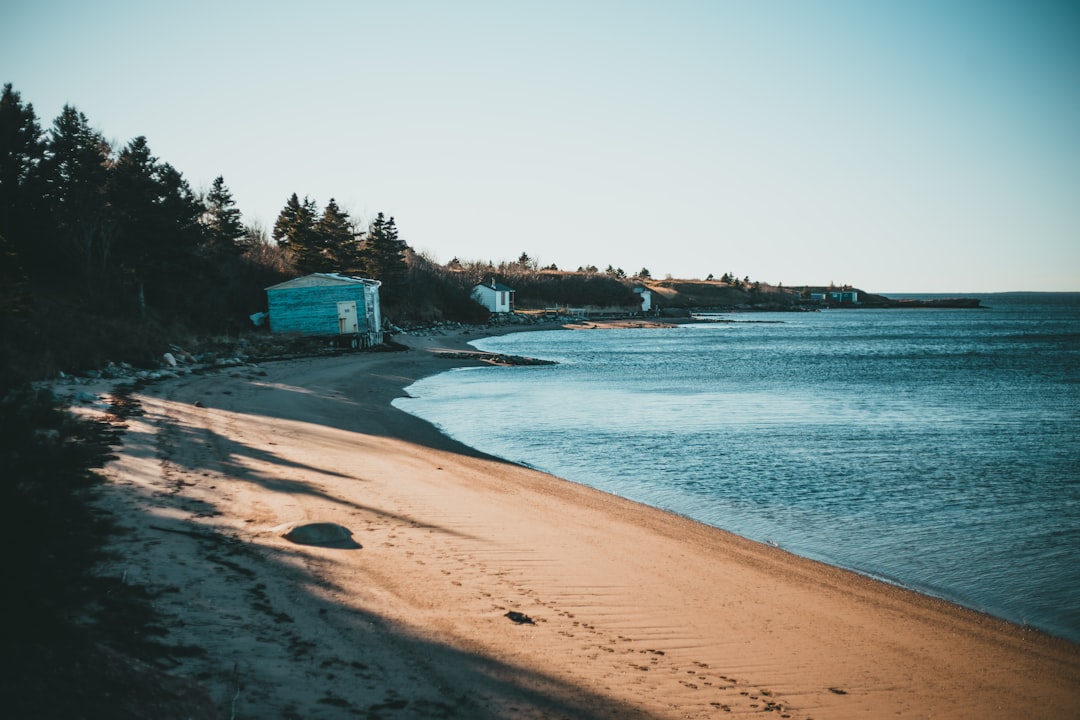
left=634, top=287, right=653, bottom=314
left=471, top=280, right=515, bottom=313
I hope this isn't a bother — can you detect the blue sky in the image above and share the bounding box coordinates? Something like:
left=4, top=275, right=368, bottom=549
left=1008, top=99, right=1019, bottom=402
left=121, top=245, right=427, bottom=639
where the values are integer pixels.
left=3, top=0, right=1078, bottom=292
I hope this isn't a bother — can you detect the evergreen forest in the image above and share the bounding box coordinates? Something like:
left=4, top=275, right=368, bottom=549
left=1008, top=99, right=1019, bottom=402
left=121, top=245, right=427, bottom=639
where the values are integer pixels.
left=1, top=83, right=430, bottom=384
left=1, top=84, right=691, bottom=387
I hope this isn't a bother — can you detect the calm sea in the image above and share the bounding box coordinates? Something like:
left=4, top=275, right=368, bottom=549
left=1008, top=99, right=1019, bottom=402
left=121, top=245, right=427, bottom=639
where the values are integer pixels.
left=393, top=293, right=1080, bottom=642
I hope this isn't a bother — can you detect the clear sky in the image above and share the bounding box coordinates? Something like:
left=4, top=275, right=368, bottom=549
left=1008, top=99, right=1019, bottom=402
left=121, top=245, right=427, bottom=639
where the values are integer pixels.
left=3, top=0, right=1078, bottom=292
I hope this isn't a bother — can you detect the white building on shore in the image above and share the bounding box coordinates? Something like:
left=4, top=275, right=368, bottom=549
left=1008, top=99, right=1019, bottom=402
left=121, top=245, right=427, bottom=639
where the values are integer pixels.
left=471, top=280, right=515, bottom=314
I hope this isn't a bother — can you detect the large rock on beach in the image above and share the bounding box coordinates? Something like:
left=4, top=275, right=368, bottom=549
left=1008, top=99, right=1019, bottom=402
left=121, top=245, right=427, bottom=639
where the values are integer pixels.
left=279, top=522, right=361, bottom=549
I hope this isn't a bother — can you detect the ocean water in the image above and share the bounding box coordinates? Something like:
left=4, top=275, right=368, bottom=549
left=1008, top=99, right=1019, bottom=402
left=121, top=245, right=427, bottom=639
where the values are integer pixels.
left=393, top=293, right=1080, bottom=642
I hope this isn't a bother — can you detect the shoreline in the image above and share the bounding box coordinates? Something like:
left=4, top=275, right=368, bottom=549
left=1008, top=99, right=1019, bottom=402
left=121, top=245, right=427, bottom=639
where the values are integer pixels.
left=87, top=322, right=1079, bottom=718
left=401, top=323, right=1074, bottom=643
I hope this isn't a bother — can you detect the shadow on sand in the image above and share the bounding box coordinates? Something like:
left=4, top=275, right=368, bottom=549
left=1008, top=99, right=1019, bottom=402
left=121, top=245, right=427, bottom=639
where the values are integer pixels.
left=90, top=352, right=656, bottom=719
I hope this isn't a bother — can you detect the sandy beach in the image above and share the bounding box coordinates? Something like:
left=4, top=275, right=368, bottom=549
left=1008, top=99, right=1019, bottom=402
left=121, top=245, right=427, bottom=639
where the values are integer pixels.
left=87, top=324, right=1080, bottom=719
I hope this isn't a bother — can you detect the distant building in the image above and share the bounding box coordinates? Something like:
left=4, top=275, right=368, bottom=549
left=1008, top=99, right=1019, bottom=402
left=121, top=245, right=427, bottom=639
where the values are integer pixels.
left=471, top=280, right=515, bottom=313
left=829, top=290, right=859, bottom=304
left=634, top=287, right=653, bottom=314
left=811, top=290, right=859, bottom=305
left=265, top=273, right=383, bottom=347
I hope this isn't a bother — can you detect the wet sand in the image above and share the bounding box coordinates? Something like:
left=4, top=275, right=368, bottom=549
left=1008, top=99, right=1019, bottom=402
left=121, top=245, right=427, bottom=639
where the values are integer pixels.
left=91, top=324, right=1080, bottom=718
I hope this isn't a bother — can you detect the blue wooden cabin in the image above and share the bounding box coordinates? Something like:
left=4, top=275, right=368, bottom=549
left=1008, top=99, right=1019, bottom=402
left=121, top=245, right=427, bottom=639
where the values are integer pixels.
left=265, top=273, right=384, bottom=347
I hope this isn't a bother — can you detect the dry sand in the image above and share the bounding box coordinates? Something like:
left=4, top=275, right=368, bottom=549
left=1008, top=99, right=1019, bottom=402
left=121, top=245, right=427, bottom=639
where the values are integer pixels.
left=88, top=324, right=1080, bottom=719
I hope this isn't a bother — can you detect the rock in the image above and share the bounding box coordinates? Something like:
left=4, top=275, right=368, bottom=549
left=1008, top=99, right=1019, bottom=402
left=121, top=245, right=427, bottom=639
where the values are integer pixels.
left=280, top=522, right=360, bottom=549
left=162, top=352, right=177, bottom=367
left=505, top=611, right=535, bottom=625
left=102, top=363, right=125, bottom=379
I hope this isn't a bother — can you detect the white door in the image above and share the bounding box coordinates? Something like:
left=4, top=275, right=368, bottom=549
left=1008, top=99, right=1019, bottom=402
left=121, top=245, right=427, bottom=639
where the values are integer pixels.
left=364, top=289, right=378, bottom=333
left=337, top=301, right=358, bottom=334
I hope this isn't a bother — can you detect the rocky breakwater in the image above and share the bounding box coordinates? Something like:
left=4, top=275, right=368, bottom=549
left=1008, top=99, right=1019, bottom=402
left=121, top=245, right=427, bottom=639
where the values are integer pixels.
left=434, top=350, right=557, bottom=367
left=884, top=297, right=983, bottom=308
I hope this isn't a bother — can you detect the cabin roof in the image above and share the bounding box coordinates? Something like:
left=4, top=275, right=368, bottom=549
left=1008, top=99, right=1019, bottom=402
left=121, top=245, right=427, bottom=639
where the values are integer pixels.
left=266, top=273, right=382, bottom=292
left=473, top=281, right=515, bottom=292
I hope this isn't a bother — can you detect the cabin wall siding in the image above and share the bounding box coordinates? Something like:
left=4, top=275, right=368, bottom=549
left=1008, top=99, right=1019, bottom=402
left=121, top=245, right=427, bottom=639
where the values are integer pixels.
left=267, top=284, right=372, bottom=335
left=472, top=284, right=514, bottom=313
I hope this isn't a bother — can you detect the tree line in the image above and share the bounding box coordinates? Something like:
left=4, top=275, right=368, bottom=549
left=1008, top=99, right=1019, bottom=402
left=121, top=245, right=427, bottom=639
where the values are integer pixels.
left=3, top=82, right=765, bottom=380
left=0, top=83, right=422, bottom=378
left=1, top=83, right=414, bottom=309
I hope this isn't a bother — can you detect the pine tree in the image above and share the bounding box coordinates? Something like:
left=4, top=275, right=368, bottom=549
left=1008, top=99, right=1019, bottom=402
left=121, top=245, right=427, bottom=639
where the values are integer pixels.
left=0, top=84, right=47, bottom=272
left=272, top=193, right=320, bottom=273
left=201, top=175, right=245, bottom=261
left=359, top=212, right=408, bottom=302
left=39, top=105, right=113, bottom=282
left=151, top=161, right=205, bottom=263
left=108, top=136, right=205, bottom=316
left=315, top=198, right=358, bottom=272
left=272, top=193, right=308, bottom=249
left=109, top=136, right=163, bottom=273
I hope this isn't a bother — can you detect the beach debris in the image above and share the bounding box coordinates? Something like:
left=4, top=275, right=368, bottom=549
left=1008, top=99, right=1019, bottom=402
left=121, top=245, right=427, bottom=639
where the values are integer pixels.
left=828, top=687, right=848, bottom=695
left=281, top=522, right=361, bottom=549
left=504, top=611, right=536, bottom=625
